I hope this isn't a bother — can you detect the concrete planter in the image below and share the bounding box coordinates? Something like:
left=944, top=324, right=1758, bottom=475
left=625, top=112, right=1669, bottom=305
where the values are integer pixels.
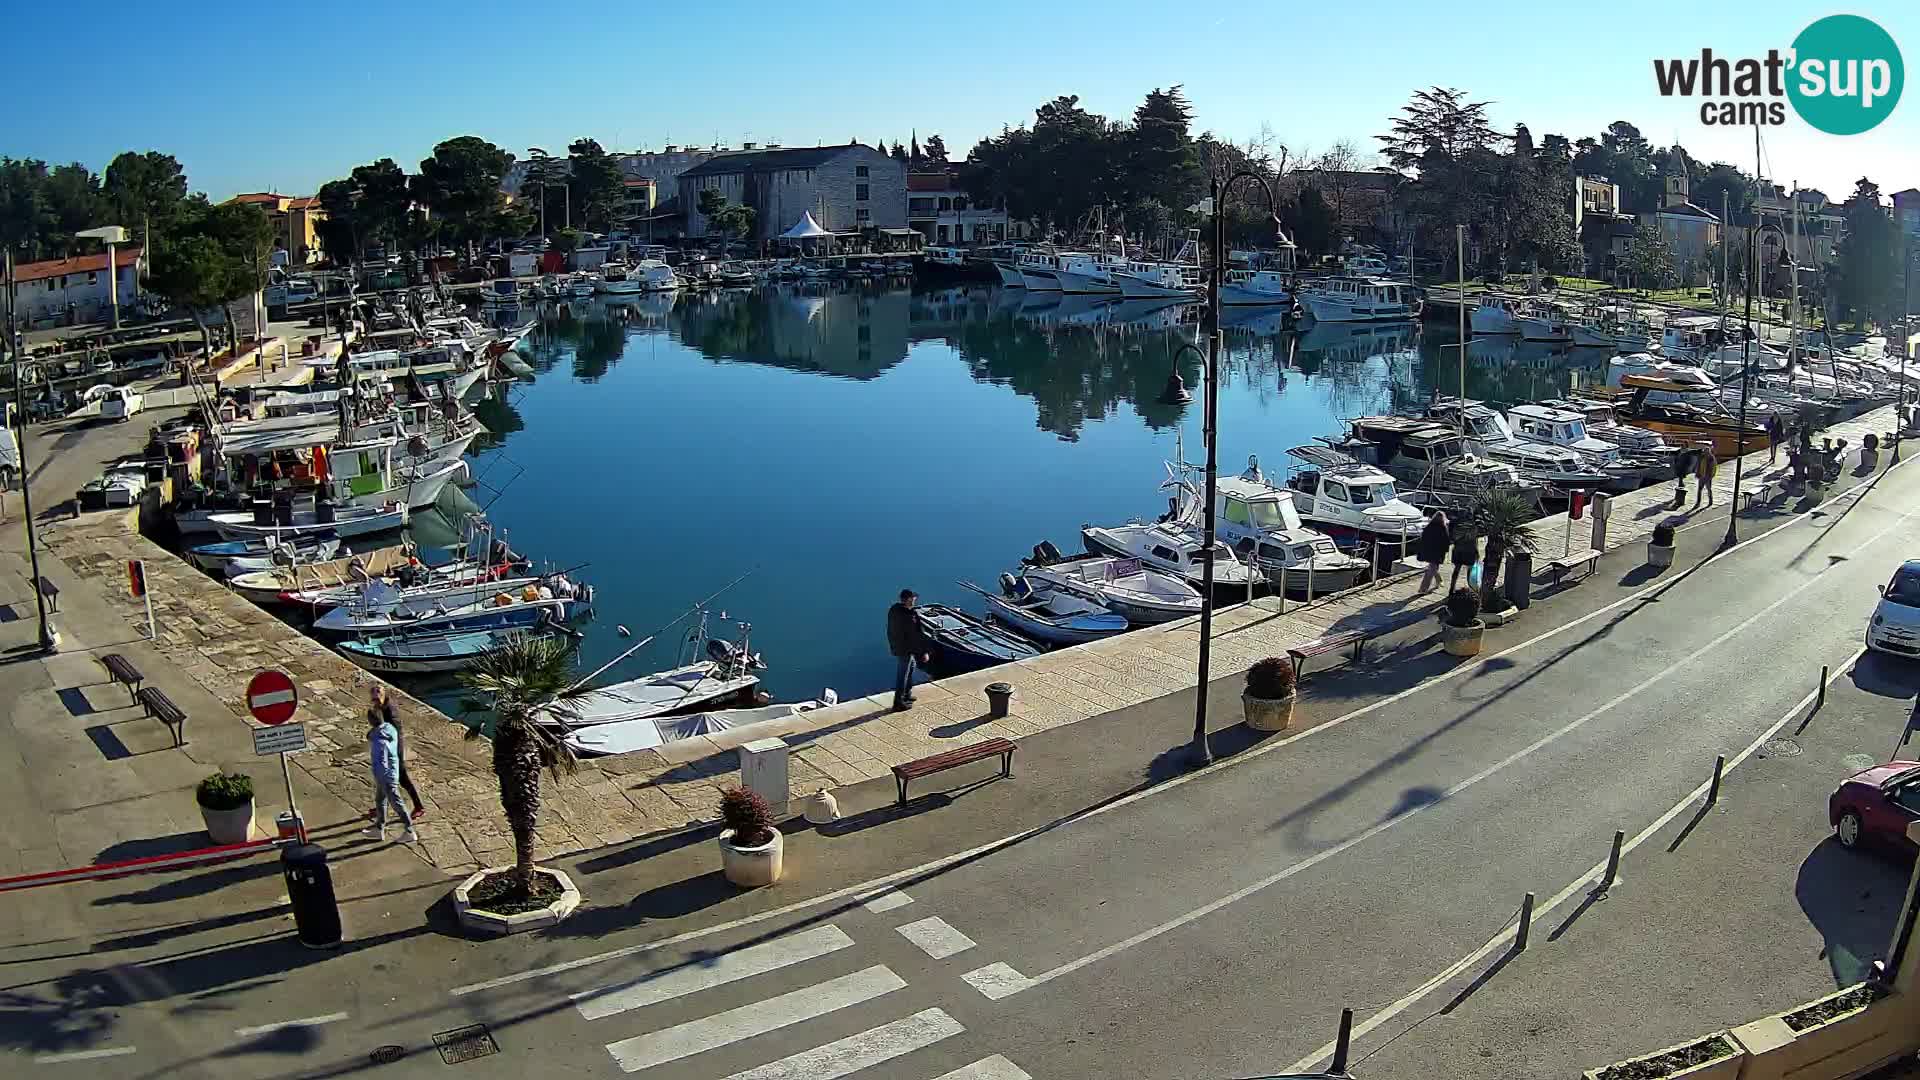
left=1242, top=691, right=1295, bottom=732
left=452, top=867, right=582, bottom=936
left=1730, top=985, right=1902, bottom=1080
left=1441, top=621, right=1484, bottom=657
left=720, top=828, right=784, bottom=887
left=1861, top=449, right=1879, bottom=470
left=1582, top=1032, right=1740, bottom=1080
left=200, top=799, right=256, bottom=845
left=801, top=789, right=840, bottom=825
left=1648, top=543, right=1675, bottom=568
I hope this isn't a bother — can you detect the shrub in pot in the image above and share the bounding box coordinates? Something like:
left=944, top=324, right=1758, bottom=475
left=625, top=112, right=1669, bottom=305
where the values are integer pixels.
left=1441, top=587, right=1484, bottom=657
left=1242, top=657, right=1297, bottom=732
left=1648, top=522, right=1676, bottom=568
left=196, top=771, right=256, bottom=844
left=718, top=786, right=783, bottom=887
left=1861, top=432, right=1879, bottom=468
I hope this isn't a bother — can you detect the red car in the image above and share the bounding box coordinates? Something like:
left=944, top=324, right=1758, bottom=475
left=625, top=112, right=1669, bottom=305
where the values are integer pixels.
left=1829, top=761, right=1920, bottom=853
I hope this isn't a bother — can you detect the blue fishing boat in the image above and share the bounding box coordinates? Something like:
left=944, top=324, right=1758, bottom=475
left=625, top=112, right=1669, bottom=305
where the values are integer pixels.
left=966, top=578, right=1130, bottom=646
left=912, top=604, right=1042, bottom=674
left=338, top=623, right=578, bottom=675
left=187, top=531, right=339, bottom=572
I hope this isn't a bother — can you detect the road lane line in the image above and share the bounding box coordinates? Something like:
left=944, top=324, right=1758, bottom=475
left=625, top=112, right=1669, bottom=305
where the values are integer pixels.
left=452, top=462, right=1913, bottom=999
left=719, top=1007, right=963, bottom=1080
left=34, top=1047, right=138, bottom=1063
left=233, top=1012, right=349, bottom=1038
left=573, top=925, right=854, bottom=1020
left=604, top=965, right=906, bottom=1073
left=1282, top=647, right=1868, bottom=1073
left=934, top=1056, right=1036, bottom=1080
left=895, top=916, right=976, bottom=959
left=1003, top=504, right=1913, bottom=997
left=862, top=888, right=914, bottom=913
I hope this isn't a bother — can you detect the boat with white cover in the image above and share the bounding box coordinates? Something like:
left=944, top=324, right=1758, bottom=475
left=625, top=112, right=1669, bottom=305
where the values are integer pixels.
left=1017, top=544, right=1203, bottom=625
left=1189, top=465, right=1370, bottom=595
left=1470, top=294, right=1524, bottom=335
left=1282, top=446, right=1426, bottom=545
left=1081, top=519, right=1266, bottom=603
left=1297, top=276, right=1416, bottom=322
left=970, top=578, right=1130, bottom=646
left=563, top=696, right=838, bottom=757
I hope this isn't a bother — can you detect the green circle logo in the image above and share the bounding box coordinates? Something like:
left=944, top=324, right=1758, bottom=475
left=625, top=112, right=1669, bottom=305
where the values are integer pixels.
left=1788, top=15, right=1903, bottom=134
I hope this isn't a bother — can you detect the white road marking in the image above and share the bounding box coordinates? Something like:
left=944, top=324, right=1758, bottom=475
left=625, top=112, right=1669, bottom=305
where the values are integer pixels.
left=960, top=962, right=1033, bottom=1000
left=452, top=457, right=1912, bottom=999
left=895, top=916, right=976, bottom=959
left=934, top=1056, right=1036, bottom=1080
left=233, top=1012, right=349, bottom=1038
left=861, top=888, right=914, bottom=913
left=1000, top=504, right=1914, bottom=998
left=720, top=1007, right=963, bottom=1080
left=34, top=1047, right=138, bottom=1063
left=604, top=965, right=906, bottom=1073
left=1282, top=648, right=1867, bottom=1073
left=573, top=925, right=854, bottom=1020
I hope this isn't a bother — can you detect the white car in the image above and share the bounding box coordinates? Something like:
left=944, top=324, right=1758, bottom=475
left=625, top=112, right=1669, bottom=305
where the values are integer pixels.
left=1866, top=560, right=1920, bottom=657
left=98, top=387, right=144, bottom=422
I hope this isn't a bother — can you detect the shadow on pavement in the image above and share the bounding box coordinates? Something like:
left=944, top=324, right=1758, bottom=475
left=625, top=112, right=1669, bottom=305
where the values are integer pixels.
left=90, top=854, right=285, bottom=906
left=1849, top=654, right=1920, bottom=700
left=1794, top=838, right=1911, bottom=986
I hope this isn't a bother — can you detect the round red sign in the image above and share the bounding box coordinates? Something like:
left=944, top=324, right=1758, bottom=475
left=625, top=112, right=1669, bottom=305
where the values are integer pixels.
left=246, top=669, right=299, bottom=725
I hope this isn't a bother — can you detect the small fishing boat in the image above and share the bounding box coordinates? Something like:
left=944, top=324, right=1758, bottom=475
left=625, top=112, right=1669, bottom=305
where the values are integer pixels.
left=211, top=501, right=408, bottom=541
left=913, top=604, right=1042, bottom=674
left=311, top=578, right=589, bottom=635
left=542, top=628, right=765, bottom=729
left=281, top=557, right=523, bottom=611
left=1018, top=544, right=1203, bottom=625
left=563, top=696, right=837, bottom=757
left=1081, top=519, right=1267, bottom=603
left=188, top=532, right=340, bottom=573
left=225, top=544, right=416, bottom=605
left=338, top=621, right=577, bottom=675
left=1282, top=446, right=1427, bottom=545
left=966, top=578, right=1130, bottom=646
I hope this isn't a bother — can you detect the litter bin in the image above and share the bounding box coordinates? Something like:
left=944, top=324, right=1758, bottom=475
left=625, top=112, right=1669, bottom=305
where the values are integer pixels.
left=281, top=843, right=342, bottom=949
left=986, top=682, right=1015, bottom=719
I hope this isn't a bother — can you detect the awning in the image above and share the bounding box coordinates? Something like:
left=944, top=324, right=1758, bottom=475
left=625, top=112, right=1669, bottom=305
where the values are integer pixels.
left=779, top=212, right=831, bottom=239
left=879, top=228, right=919, bottom=237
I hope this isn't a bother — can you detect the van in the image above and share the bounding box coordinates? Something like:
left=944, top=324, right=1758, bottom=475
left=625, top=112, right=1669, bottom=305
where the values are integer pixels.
left=99, top=386, right=143, bottom=423
left=1866, top=560, right=1920, bottom=657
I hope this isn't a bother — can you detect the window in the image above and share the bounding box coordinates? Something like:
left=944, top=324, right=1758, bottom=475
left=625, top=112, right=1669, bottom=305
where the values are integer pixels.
left=1223, top=499, right=1250, bottom=526
left=856, top=209, right=871, bottom=223
left=1324, top=481, right=1349, bottom=502
left=938, top=198, right=951, bottom=211
left=1149, top=546, right=1177, bottom=562
left=856, top=165, right=869, bottom=177
left=856, top=184, right=869, bottom=202
left=87, top=271, right=99, bottom=285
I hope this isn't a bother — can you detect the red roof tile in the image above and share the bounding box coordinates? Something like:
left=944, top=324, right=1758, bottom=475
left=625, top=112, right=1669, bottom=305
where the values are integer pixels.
left=229, top=192, right=286, bottom=205
left=15, top=247, right=143, bottom=285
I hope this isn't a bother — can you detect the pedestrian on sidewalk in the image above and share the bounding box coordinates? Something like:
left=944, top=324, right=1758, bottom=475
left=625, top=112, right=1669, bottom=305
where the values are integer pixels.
left=1417, top=509, right=1450, bottom=593
left=1693, top=443, right=1719, bottom=509
left=363, top=709, right=418, bottom=844
left=1671, top=444, right=1695, bottom=510
left=1767, top=413, right=1785, bottom=464
left=886, top=589, right=931, bottom=712
left=366, top=685, right=425, bottom=822
left=1449, top=522, right=1479, bottom=593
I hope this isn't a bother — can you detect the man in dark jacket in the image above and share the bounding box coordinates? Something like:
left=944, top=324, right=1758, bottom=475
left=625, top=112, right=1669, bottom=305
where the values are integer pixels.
left=886, top=589, right=931, bottom=711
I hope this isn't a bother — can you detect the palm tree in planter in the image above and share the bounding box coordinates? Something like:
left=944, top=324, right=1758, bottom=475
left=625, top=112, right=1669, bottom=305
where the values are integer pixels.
left=456, top=634, right=591, bottom=920
left=1473, top=489, right=1538, bottom=613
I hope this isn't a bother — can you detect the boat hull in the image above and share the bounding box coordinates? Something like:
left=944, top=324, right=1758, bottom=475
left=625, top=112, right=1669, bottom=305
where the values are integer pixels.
left=1079, top=528, right=1260, bottom=605
left=983, top=596, right=1130, bottom=646
left=1299, top=293, right=1413, bottom=322
left=1018, top=268, right=1061, bottom=291
left=1219, top=284, right=1293, bottom=307
left=914, top=604, right=1043, bottom=675
left=212, top=506, right=407, bottom=541
left=993, top=263, right=1026, bottom=288
left=1115, top=274, right=1199, bottom=300
left=1050, top=269, right=1120, bottom=295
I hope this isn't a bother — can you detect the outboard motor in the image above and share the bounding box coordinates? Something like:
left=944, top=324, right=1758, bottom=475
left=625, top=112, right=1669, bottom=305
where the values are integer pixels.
left=706, top=638, right=740, bottom=665
left=999, top=572, right=1019, bottom=596
left=1036, top=540, right=1064, bottom=563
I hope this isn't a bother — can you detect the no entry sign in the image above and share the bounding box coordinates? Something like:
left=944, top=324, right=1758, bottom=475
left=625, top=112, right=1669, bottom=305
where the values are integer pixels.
left=246, top=670, right=299, bottom=725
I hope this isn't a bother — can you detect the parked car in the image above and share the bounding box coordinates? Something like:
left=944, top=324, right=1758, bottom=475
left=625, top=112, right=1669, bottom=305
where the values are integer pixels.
left=98, top=386, right=143, bottom=422
left=1829, top=760, right=1920, bottom=853
left=1866, top=560, right=1920, bottom=657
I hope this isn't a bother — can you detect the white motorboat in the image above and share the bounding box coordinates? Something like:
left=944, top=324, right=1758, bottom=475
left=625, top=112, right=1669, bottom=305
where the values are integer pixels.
left=1505, top=403, right=1656, bottom=491
left=1343, top=253, right=1390, bottom=276
left=220, top=538, right=345, bottom=577
left=282, top=556, right=522, bottom=610
left=1281, top=446, right=1426, bottom=545
left=1024, top=250, right=1117, bottom=294
left=1190, top=465, right=1370, bottom=596
left=312, top=582, right=590, bottom=636
left=1218, top=270, right=1294, bottom=306
left=1017, top=544, right=1203, bottom=624
left=567, top=274, right=597, bottom=298
left=1081, top=519, right=1265, bottom=603
left=597, top=263, right=644, bottom=294
left=1470, top=294, right=1524, bottom=336
left=1516, top=301, right=1573, bottom=343
left=212, top=501, right=407, bottom=541
left=993, top=260, right=1026, bottom=288
left=1113, top=260, right=1203, bottom=300
left=187, top=532, right=339, bottom=573
left=1297, top=276, right=1417, bottom=322
left=563, top=696, right=836, bottom=757
left=1427, top=399, right=1613, bottom=494
left=1335, top=415, right=1545, bottom=513
left=636, top=259, right=680, bottom=291
left=971, top=578, right=1130, bottom=646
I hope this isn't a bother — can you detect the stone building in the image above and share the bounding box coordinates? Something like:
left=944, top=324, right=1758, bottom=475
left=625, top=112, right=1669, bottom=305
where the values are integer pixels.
left=676, top=144, right=906, bottom=243
left=1639, top=172, right=1721, bottom=286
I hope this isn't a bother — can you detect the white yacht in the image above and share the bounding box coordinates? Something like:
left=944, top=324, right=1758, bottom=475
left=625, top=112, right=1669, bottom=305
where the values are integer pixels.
left=1113, top=260, right=1203, bottom=299
left=1516, top=301, right=1572, bottom=343
left=1427, top=400, right=1612, bottom=494
left=1219, top=270, right=1295, bottom=306
left=1190, top=465, right=1369, bottom=596
left=1019, top=250, right=1117, bottom=294
left=1281, top=446, right=1426, bottom=545
left=1014, top=250, right=1063, bottom=290
left=1504, top=403, right=1654, bottom=491
left=636, top=259, right=680, bottom=291
left=1343, top=254, right=1390, bottom=276
left=597, top=263, right=643, bottom=294
left=1470, top=294, right=1524, bottom=335
left=1570, top=305, right=1660, bottom=351
left=1080, top=519, right=1265, bottom=603
left=1296, top=276, right=1416, bottom=322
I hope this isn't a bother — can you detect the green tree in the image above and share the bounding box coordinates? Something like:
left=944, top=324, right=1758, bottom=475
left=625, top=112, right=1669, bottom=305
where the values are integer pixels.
left=697, top=188, right=755, bottom=240
left=1377, top=87, right=1502, bottom=171
left=0, top=159, right=52, bottom=256
left=1830, top=177, right=1901, bottom=328
left=1289, top=186, right=1335, bottom=256
left=1473, top=489, right=1537, bottom=612
left=457, top=635, right=589, bottom=900
left=550, top=227, right=580, bottom=255
left=523, top=149, right=570, bottom=233
left=102, top=151, right=188, bottom=258
left=1122, top=86, right=1202, bottom=217
left=566, top=138, right=625, bottom=230
left=314, top=179, right=362, bottom=264
left=890, top=141, right=908, bottom=163
left=145, top=230, right=237, bottom=364
left=922, top=134, right=948, bottom=166
left=200, top=201, right=274, bottom=346
left=411, top=136, right=514, bottom=256
left=1624, top=219, right=1677, bottom=291
left=348, top=158, right=413, bottom=253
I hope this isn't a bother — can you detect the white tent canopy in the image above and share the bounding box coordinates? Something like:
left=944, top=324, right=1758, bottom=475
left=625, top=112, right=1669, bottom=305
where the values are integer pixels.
left=779, top=212, right=831, bottom=240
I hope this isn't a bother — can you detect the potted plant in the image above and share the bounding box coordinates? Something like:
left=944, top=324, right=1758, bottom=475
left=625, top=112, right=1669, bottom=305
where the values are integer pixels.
left=719, top=786, right=784, bottom=887
left=1584, top=1032, right=1740, bottom=1080
left=1861, top=432, right=1879, bottom=469
left=1473, top=490, right=1538, bottom=614
left=1648, top=522, right=1677, bottom=568
left=196, top=772, right=256, bottom=844
left=1441, top=587, right=1484, bottom=657
left=1242, top=657, right=1297, bottom=732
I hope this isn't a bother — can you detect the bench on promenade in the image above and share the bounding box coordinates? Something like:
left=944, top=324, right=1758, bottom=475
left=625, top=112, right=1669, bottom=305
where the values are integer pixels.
left=1545, top=549, right=1601, bottom=587
left=99, top=653, right=144, bottom=703
left=135, top=686, right=187, bottom=747
left=1287, top=630, right=1369, bottom=680
left=36, top=575, right=58, bottom=612
left=892, top=738, right=1015, bottom=805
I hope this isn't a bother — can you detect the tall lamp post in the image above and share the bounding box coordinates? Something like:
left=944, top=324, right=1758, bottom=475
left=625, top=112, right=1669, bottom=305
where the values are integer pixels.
left=1723, top=199, right=1759, bottom=550
left=1899, top=247, right=1916, bottom=464
left=3, top=250, right=57, bottom=652
left=1162, top=170, right=1284, bottom=768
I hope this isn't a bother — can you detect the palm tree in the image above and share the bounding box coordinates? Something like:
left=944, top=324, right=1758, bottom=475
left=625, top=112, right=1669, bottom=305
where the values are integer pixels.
left=458, top=634, right=589, bottom=899
left=1473, top=489, right=1539, bottom=609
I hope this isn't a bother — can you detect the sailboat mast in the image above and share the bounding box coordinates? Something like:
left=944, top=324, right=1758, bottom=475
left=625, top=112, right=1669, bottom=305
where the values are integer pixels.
left=1789, top=179, right=1801, bottom=370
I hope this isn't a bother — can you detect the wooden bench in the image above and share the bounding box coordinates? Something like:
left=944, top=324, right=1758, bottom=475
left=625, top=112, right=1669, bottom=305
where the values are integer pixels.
left=1545, top=549, right=1602, bottom=586
left=892, top=737, right=1016, bottom=805
left=135, top=686, right=187, bottom=747
left=99, top=653, right=144, bottom=703
left=1287, top=630, right=1369, bottom=679
left=36, top=575, right=58, bottom=612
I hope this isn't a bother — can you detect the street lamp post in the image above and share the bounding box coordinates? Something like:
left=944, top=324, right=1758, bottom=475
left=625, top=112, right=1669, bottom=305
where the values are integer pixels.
left=1723, top=218, right=1758, bottom=550
left=1172, top=170, right=1284, bottom=768
left=1899, top=249, right=1915, bottom=464
left=4, top=249, right=56, bottom=652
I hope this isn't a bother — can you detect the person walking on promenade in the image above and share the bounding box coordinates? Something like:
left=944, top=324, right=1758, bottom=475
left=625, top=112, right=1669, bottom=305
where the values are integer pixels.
left=1449, top=522, right=1480, bottom=593
left=1767, top=413, right=1785, bottom=465
left=366, top=685, right=425, bottom=822
left=362, top=708, right=417, bottom=844
left=1693, top=443, right=1719, bottom=509
left=1417, top=510, right=1450, bottom=593
left=1671, top=443, right=1696, bottom=510
left=887, top=589, right=931, bottom=712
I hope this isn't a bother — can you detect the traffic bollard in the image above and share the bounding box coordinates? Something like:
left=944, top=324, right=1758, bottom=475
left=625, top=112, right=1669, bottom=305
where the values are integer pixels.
left=1515, top=892, right=1535, bottom=951
left=1599, top=829, right=1624, bottom=892
left=1707, top=754, right=1726, bottom=807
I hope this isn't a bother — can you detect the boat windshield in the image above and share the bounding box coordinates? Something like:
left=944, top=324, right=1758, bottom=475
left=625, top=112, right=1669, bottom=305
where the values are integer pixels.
left=1346, top=483, right=1393, bottom=505
left=1564, top=420, right=1588, bottom=441
left=1246, top=498, right=1303, bottom=531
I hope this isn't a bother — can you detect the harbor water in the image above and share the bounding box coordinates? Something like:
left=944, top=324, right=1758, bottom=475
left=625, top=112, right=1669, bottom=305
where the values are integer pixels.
left=422, top=285, right=1615, bottom=705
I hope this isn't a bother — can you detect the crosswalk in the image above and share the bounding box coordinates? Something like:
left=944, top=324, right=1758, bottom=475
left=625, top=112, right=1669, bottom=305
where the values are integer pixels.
left=566, top=898, right=1033, bottom=1079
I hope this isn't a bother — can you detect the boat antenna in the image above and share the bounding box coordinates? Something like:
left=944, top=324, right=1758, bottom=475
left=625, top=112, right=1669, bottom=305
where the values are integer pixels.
left=563, top=565, right=759, bottom=692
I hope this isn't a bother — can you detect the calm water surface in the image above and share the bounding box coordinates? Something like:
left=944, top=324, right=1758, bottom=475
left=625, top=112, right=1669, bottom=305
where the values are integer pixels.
left=433, top=285, right=1610, bottom=704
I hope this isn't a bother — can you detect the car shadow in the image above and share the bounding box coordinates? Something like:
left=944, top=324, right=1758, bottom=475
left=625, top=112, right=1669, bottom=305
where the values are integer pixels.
left=1794, top=838, right=1912, bottom=986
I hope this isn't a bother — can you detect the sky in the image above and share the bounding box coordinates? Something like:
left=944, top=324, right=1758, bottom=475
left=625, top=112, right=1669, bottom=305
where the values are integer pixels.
left=9, top=0, right=1917, bottom=202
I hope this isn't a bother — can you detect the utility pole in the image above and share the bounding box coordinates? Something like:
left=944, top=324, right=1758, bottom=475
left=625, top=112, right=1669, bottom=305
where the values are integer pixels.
left=5, top=250, right=56, bottom=652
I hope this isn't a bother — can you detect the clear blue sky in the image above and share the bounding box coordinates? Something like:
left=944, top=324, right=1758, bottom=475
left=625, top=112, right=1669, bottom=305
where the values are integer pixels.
left=13, top=0, right=1917, bottom=201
